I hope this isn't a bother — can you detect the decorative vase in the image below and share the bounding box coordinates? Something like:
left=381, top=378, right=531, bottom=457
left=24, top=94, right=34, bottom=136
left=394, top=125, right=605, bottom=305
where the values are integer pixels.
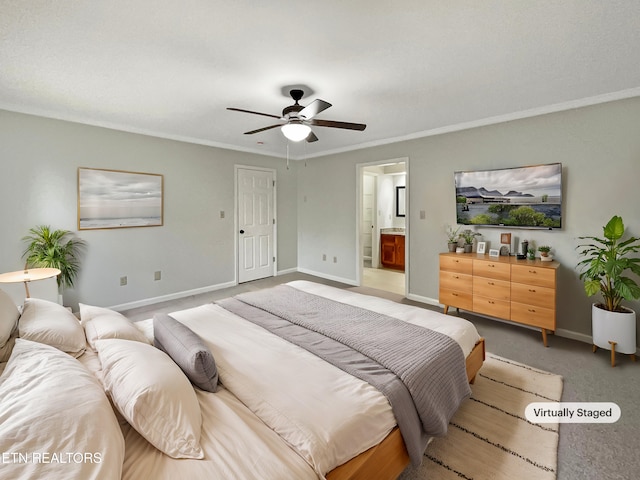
left=448, top=242, right=458, bottom=252
left=463, top=244, right=473, bottom=253
left=592, top=304, right=636, bottom=354
left=540, top=254, right=553, bottom=262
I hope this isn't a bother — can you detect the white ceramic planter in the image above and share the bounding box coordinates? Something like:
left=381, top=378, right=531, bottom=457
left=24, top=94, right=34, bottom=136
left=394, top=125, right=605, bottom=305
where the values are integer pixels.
left=592, top=304, right=637, bottom=354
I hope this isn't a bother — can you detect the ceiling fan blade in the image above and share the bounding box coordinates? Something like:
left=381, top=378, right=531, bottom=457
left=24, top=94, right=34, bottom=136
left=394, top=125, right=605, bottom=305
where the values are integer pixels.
left=243, top=124, right=282, bottom=135
left=306, top=131, right=319, bottom=143
left=227, top=107, right=281, bottom=120
left=310, top=119, right=367, bottom=131
left=299, top=99, right=332, bottom=120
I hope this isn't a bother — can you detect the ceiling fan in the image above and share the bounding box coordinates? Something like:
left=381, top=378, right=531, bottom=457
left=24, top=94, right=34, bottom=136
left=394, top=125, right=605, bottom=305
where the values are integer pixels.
left=227, top=89, right=366, bottom=143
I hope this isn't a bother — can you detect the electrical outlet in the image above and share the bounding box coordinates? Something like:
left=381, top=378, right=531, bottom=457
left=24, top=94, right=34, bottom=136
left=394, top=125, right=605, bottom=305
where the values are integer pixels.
left=322, top=254, right=327, bottom=261
left=120, top=276, right=127, bottom=286
left=154, top=271, right=161, bottom=281
left=219, top=210, right=225, bottom=219
left=333, top=256, right=337, bottom=263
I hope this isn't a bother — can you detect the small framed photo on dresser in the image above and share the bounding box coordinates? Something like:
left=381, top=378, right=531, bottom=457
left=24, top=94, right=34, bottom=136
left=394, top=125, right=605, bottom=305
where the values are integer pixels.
left=477, top=241, right=486, bottom=254
left=489, top=248, right=500, bottom=257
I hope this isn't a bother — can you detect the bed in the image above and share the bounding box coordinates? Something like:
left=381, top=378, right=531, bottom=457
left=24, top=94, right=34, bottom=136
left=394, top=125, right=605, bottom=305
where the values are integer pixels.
left=0, top=280, right=484, bottom=480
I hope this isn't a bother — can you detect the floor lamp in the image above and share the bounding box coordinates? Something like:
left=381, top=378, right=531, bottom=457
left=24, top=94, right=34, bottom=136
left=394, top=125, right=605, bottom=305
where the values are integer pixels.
left=0, top=268, right=61, bottom=298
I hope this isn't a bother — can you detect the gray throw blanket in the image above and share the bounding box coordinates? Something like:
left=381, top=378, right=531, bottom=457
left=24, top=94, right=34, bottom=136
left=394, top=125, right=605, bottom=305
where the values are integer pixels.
left=217, top=285, right=470, bottom=466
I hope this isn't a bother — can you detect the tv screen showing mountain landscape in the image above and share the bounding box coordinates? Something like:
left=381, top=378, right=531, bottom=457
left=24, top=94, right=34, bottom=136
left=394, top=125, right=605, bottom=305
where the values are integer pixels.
left=454, top=163, right=562, bottom=228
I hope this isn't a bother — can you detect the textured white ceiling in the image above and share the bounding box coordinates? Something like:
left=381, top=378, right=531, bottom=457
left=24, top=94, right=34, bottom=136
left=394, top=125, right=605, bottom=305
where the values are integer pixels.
left=1, top=1, right=639, bottom=159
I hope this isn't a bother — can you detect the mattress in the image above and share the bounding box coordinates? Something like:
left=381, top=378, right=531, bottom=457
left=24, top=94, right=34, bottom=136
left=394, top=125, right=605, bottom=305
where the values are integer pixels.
left=130, top=280, right=481, bottom=478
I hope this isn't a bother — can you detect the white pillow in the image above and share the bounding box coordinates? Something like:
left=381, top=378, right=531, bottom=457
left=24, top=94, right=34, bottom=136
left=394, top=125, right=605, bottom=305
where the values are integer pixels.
left=80, top=303, right=150, bottom=350
left=19, top=297, right=85, bottom=357
left=95, top=338, right=204, bottom=459
left=0, top=288, right=20, bottom=348
left=0, top=339, right=124, bottom=479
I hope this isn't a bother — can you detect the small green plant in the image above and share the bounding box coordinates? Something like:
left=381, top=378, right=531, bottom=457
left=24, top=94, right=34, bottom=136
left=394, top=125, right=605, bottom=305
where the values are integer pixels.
left=446, top=225, right=461, bottom=243
left=22, top=225, right=86, bottom=292
left=459, top=229, right=480, bottom=245
left=576, top=215, right=640, bottom=312
left=538, top=245, right=551, bottom=256
left=527, top=248, right=536, bottom=260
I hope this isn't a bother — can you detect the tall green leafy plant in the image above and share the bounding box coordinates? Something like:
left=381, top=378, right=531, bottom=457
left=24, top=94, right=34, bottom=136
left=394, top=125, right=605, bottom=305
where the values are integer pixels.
left=22, top=225, right=86, bottom=292
left=576, top=215, right=640, bottom=312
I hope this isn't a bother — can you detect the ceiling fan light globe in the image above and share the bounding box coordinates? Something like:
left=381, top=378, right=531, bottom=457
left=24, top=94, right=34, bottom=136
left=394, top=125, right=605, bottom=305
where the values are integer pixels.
left=281, top=123, right=311, bottom=142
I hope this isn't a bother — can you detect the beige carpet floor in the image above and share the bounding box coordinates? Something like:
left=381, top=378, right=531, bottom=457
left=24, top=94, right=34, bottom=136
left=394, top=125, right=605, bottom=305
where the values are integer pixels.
left=399, top=353, right=564, bottom=480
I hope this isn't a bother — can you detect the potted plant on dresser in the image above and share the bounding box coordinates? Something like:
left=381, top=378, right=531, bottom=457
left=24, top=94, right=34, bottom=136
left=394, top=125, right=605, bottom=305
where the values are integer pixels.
left=446, top=225, right=460, bottom=252
left=538, top=245, right=553, bottom=261
left=577, top=215, right=640, bottom=366
left=459, top=229, right=480, bottom=253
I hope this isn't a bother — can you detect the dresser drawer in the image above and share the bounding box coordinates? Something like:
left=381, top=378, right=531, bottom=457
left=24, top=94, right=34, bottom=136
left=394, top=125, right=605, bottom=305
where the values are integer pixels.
left=511, top=264, right=556, bottom=288
left=439, top=288, right=473, bottom=311
left=473, top=295, right=511, bottom=319
left=440, top=271, right=473, bottom=292
left=473, top=277, right=511, bottom=301
left=511, top=283, right=555, bottom=309
left=473, top=259, right=511, bottom=281
left=440, top=255, right=473, bottom=274
left=511, top=302, right=555, bottom=330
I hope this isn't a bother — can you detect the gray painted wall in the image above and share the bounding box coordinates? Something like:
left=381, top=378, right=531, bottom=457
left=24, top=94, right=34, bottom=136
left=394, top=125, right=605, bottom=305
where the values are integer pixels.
left=297, top=97, right=640, bottom=344
left=0, top=110, right=298, bottom=310
left=2, top=97, right=639, bottom=345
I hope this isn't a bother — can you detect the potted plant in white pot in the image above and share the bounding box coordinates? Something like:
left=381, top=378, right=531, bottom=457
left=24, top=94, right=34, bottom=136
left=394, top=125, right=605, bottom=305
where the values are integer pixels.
left=446, top=225, right=460, bottom=252
left=577, top=215, right=640, bottom=366
left=22, top=225, right=86, bottom=304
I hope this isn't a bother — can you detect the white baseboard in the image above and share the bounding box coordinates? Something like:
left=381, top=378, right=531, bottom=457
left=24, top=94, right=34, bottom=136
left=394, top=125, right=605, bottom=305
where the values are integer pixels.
left=109, top=280, right=237, bottom=312
left=406, top=293, right=441, bottom=307
left=297, top=267, right=358, bottom=287
left=276, top=267, right=298, bottom=276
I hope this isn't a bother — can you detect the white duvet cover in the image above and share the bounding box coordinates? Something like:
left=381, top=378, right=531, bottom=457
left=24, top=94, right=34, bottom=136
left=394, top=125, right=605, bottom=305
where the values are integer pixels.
left=134, top=280, right=480, bottom=478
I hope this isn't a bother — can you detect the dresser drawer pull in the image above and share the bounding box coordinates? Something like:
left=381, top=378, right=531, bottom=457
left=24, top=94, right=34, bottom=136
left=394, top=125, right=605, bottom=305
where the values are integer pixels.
left=488, top=264, right=495, bottom=267
left=452, top=293, right=459, bottom=296
left=529, top=289, right=536, bottom=292
left=488, top=301, right=495, bottom=304
left=528, top=308, right=536, bottom=313
left=487, top=281, right=494, bottom=285
left=453, top=275, right=459, bottom=279
left=528, top=270, right=537, bottom=274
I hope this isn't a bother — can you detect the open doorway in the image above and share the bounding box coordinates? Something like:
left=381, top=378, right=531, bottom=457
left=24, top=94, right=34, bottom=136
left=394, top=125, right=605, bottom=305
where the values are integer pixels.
left=357, top=159, right=408, bottom=296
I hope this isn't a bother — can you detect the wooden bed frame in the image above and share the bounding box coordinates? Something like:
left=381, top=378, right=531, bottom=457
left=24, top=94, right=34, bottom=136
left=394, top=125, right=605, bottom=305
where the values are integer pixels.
left=326, top=337, right=486, bottom=480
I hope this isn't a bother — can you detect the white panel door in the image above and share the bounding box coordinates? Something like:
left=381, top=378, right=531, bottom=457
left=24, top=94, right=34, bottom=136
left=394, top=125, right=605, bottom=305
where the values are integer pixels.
left=237, top=167, right=274, bottom=283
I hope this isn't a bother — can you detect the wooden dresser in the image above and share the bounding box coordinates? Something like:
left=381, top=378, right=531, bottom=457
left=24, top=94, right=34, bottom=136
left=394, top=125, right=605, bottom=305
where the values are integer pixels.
left=439, top=252, right=559, bottom=346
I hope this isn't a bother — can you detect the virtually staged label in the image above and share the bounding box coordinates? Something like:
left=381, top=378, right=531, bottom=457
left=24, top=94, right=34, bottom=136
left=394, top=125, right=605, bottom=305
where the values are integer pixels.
left=525, top=402, right=621, bottom=423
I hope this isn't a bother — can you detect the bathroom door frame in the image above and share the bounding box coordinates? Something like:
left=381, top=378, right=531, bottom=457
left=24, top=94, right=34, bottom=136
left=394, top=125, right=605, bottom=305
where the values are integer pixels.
left=355, top=157, right=409, bottom=294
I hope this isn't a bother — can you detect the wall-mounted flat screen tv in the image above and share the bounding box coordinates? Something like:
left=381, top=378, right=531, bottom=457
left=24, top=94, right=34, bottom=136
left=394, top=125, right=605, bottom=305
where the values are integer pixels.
left=454, top=163, right=562, bottom=229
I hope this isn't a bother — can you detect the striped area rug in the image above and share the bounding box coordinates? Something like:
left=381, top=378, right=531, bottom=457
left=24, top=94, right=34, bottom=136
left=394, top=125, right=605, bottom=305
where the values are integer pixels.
left=399, top=353, right=563, bottom=480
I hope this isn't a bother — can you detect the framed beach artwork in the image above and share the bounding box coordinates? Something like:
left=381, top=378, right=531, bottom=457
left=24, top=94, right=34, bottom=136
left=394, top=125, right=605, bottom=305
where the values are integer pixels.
left=78, top=168, right=164, bottom=230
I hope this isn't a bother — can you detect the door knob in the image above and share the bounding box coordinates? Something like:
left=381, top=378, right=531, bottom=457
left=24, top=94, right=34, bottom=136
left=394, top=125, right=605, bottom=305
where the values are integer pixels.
left=239, top=229, right=245, bottom=234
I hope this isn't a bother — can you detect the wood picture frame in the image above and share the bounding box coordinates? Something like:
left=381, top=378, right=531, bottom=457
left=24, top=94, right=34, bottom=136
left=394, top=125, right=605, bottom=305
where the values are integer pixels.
left=78, top=167, right=164, bottom=230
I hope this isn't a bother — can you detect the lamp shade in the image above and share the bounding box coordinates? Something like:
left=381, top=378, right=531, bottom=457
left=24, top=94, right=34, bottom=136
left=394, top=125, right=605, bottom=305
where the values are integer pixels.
left=281, top=122, right=311, bottom=142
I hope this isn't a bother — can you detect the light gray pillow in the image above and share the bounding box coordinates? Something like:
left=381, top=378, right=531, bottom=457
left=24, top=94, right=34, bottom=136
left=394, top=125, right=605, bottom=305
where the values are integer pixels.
left=153, top=313, right=218, bottom=392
